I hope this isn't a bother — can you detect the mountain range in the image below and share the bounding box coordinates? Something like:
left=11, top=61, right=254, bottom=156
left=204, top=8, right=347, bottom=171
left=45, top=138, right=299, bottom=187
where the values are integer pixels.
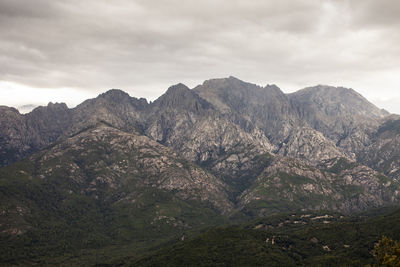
left=1, top=76, right=400, bottom=265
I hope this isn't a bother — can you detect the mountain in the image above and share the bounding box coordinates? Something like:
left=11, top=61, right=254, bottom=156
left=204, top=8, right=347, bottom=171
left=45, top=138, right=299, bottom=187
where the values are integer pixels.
left=0, top=76, right=399, bottom=265
left=0, top=90, right=148, bottom=168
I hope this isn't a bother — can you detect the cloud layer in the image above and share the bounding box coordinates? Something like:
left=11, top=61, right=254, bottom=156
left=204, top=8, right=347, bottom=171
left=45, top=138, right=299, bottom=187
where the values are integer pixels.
left=0, top=0, right=399, bottom=113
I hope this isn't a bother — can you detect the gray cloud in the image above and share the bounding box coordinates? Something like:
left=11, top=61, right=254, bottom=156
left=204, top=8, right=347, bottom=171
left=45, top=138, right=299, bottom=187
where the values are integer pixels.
left=0, top=0, right=399, bottom=113
left=347, top=0, right=400, bottom=28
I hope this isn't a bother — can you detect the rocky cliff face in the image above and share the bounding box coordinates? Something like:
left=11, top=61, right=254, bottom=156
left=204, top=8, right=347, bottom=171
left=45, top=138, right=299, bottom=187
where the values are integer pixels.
left=0, top=90, right=150, bottom=167
left=277, top=127, right=346, bottom=164
left=145, top=83, right=275, bottom=194
left=358, top=116, right=400, bottom=181
left=0, top=103, right=72, bottom=167
left=70, top=89, right=148, bottom=134
left=288, top=85, right=389, bottom=157
left=194, top=77, right=299, bottom=144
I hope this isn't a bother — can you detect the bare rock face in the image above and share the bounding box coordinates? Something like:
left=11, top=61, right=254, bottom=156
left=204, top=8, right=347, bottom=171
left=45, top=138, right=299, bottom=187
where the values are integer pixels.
left=194, top=76, right=299, bottom=144
left=69, top=89, right=148, bottom=134
left=145, top=83, right=276, bottom=189
left=0, top=103, right=72, bottom=167
left=278, top=127, right=347, bottom=164
left=0, top=106, right=27, bottom=166
left=358, top=117, right=400, bottom=181
left=288, top=85, right=389, bottom=156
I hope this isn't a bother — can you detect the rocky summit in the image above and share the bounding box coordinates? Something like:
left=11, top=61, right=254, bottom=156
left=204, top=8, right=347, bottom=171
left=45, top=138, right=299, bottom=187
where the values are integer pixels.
left=1, top=76, right=400, bottom=265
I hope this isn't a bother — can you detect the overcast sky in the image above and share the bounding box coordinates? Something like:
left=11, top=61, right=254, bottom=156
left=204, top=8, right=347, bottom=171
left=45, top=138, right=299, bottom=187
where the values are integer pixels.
left=0, top=0, right=399, bottom=114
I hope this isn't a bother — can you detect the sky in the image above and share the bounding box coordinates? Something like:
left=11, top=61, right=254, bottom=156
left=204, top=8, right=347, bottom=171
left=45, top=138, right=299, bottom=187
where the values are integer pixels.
left=0, top=0, right=400, bottom=114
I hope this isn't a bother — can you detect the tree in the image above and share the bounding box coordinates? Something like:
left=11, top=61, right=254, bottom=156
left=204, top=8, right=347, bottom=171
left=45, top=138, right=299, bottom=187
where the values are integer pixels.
left=373, top=236, right=400, bottom=267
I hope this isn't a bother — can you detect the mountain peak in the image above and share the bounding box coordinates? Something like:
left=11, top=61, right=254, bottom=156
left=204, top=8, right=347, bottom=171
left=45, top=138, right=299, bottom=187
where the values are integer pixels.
left=29, top=102, right=69, bottom=114
left=88, top=89, right=140, bottom=109
left=197, top=77, right=286, bottom=99
left=165, top=83, right=191, bottom=94
left=46, top=102, right=68, bottom=109
left=287, top=84, right=390, bottom=150
left=199, top=76, right=259, bottom=90
left=159, top=83, right=193, bottom=102
left=0, top=105, right=20, bottom=114
left=298, top=85, right=358, bottom=95
left=290, top=85, right=389, bottom=119
left=100, top=89, right=131, bottom=100
left=152, top=83, right=211, bottom=112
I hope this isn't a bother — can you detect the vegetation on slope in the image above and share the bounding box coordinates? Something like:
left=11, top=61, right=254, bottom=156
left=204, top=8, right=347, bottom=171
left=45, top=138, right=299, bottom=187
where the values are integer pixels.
left=132, top=208, right=400, bottom=266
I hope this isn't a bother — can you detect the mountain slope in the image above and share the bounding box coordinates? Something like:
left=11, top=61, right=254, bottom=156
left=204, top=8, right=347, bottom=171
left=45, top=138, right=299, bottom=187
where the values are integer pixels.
left=132, top=208, right=400, bottom=267
left=0, top=123, right=233, bottom=264
left=0, top=89, right=150, bottom=168
left=359, top=116, right=400, bottom=181
left=194, top=78, right=358, bottom=165
left=194, top=76, right=299, bottom=144
left=145, top=83, right=276, bottom=196
left=277, top=127, right=346, bottom=164
left=238, top=156, right=400, bottom=217
left=288, top=85, right=389, bottom=157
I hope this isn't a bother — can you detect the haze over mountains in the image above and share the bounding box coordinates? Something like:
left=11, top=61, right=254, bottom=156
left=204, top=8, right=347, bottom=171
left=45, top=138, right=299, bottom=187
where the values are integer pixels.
left=1, top=76, right=400, bottom=265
